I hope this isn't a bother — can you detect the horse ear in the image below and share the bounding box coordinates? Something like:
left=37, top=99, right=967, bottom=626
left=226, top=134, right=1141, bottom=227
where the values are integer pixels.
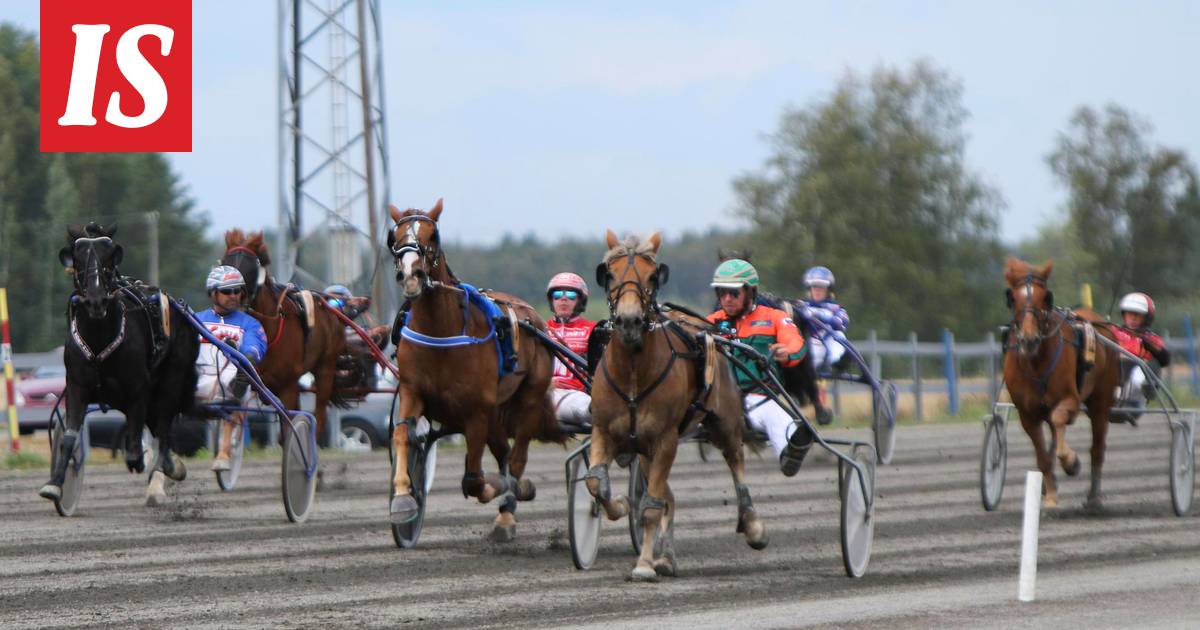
left=605, top=229, right=619, bottom=250
left=648, top=231, right=662, bottom=252
left=58, top=246, right=74, bottom=269
left=595, top=263, right=609, bottom=287
left=656, top=263, right=670, bottom=287
left=66, top=224, right=86, bottom=240
left=1041, top=260, right=1054, bottom=279
left=1004, top=288, right=1014, bottom=308
left=106, top=222, right=118, bottom=237
left=386, top=227, right=396, bottom=250
left=111, top=244, right=124, bottom=266
left=388, top=204, right=403, bottom=223
left=428, top=198, right=443, bottom=222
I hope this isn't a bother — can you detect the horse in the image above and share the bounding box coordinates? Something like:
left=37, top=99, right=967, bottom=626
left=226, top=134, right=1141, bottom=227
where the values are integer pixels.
left=586, top=231, right=768, bottom=581
left=386, top=199, right=563, bottom=541
left=1003, top=257, right=1120, bottom=509
left=220, top=230, right=348, bottom=442
left=715, top=250, right=831, bottom=425
left=40, top=222, right=199, bottom=507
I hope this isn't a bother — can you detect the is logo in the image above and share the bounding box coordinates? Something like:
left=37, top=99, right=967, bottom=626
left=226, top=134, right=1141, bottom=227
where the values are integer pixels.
left=40, top=0, right=191, bottom=152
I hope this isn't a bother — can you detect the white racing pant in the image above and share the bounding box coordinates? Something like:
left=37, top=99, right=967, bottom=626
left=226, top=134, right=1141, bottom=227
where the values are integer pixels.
left=744, top=393, right=798, bottom=458
left=552, top=388, right=592, bottom=429
left=809, top=331, right=848, bottom=370
left=195, top=345, right=250, bottom=406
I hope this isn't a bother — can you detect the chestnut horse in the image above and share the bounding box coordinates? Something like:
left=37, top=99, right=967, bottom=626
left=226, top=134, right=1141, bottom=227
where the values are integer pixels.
left=221, top=230, right=348, bottom=441
left=1004, top=257, right=1120, bottom=509
left=387, top=200, right=562, bottom=541
left=586, top=231, right=767, bottom=581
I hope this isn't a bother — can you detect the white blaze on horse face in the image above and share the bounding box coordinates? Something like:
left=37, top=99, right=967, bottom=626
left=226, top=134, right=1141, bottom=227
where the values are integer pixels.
left=399, top=251, right=419, bottom=279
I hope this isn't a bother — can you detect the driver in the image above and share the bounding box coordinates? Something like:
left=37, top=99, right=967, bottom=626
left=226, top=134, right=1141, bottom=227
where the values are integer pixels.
left=544, top=272, right=597, bottom=429
left=706, top=259, right=815, bottom=476
left=1113, top=291, right=1170, bottom=400
left=195, top=265, right=268, bottom=471
left=799, top=266, right=850, bottom=372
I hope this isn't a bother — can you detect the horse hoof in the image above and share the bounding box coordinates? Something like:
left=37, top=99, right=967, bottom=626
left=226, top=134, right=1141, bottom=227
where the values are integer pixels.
left=1042, top=497, right=1059, bottom=509
left=164, top=458, right=187, bottom=483
left=653, top=556, right=677, bottom=577
left=744, top=521, right=769, bottom=550
left=607, top=495, right=630, bottom=520
left=489, top=524, right=516, bottom=543
left=515, top=478, right=536, bottom=502
left=389, top=495, right=420, bottom=524
left=1083, top=496, right=1104, bottom=513
left=629, top=565, right=659, bottom=582
left=315, top=468, right=326, bottom=493
left=38, top=484, right=62, bottom=502
left=1063, top=457, right=1082, bottom=477
left=126, top=458, right=145, bottom=474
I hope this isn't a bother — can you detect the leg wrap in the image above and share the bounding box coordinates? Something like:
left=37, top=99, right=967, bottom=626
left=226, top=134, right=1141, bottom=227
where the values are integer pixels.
left=586, top=463, right=611, bottom=502
left=461, top=471, right=485, bottom=498
left=51, top=431, right=78, bottom=486
left=640, top=494, right=667, bottom=523
left=735, top=482, right=756, bottom=533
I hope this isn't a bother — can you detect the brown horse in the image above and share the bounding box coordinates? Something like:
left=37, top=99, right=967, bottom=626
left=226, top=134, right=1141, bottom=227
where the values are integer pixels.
left=387, top=199, right=563, bottom=541
left=221, top=230, right=348, bottom=441
left=586, top=231, right=767, bottom=581
left=1004, top=257, right=1120, bottom=509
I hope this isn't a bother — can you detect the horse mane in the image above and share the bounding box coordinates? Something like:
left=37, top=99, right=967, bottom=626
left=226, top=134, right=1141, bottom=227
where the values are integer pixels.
left=1004, top=256, right=1053, bottom=285
left=603, top=234, right=659, bottom=263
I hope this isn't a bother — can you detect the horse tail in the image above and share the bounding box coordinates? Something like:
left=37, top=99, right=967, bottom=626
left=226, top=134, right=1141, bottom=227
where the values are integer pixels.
left=327, top=384, right=354, bottom=410
left=535, top=391, right=567, bottom=444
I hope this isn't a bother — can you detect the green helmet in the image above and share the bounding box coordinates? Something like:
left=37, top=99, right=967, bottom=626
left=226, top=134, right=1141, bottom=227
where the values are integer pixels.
left=711, top=259, right=759, bottom=288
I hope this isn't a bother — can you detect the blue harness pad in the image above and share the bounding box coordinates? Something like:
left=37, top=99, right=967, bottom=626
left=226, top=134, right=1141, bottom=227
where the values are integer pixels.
left=399, top=282, right=516, bottom=378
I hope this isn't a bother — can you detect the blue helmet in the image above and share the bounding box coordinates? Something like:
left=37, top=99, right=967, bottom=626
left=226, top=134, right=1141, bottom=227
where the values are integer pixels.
left=324, top=284, right=352, bottom=309
left=803, top=266, right=835, bottom=288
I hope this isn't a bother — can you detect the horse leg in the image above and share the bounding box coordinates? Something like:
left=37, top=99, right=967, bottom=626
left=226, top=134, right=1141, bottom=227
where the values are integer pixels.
left=462, top=411, right=507, bottom=504
left=584, top=426, right=630, bottom=521
left=389, top=387, right=424, bottom=523
left=311, top=363, right=335, bottom=444
left=486, top=423, right=518, bottom=542
left=145, top=423, right=178, bottom=507
left=1050, top=399, right=1082, bottom=477
left=651, top=481, right=677, bottom=577
left=507, top=406, right=538, bottom=502
left=713, top=418, right=768, bottom=550
left=124, top=399, right=148, bottom=474
left=39, top=384, right=88, bottom=501
left=632, top=441, right=676, bottom=582
left=276, top=381, right=301, bottom=446
left=1085, top=409, right=1110, bottom=511
left=1017, top=407, right=1058, bottom=508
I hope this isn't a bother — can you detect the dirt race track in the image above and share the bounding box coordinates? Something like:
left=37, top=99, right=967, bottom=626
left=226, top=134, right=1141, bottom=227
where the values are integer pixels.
left=2, top=421, right=1199, bottom=629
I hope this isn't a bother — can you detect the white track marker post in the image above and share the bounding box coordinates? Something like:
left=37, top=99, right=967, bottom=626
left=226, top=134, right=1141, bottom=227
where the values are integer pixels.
left=1018, top=470, right=1043, bottom=602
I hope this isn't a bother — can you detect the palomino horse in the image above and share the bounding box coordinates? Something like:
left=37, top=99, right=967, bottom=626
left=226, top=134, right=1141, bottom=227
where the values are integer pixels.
left=221, top=230, right=348, bottom=440
left=586, top=231, right=768, bottom=581
left=387, top=199, right=562, bottom=541
left=41, top=223, right=199, bottom=507
left=1004, top=257, right=1120, bottom=509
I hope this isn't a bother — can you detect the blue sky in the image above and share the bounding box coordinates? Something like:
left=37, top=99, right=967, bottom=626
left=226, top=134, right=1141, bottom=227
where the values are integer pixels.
left=12, top=1, right=1199, bottom=244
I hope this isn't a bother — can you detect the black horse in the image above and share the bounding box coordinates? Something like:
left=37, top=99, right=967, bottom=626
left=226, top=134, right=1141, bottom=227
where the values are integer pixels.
left=39, top=223, right=200, bottom=507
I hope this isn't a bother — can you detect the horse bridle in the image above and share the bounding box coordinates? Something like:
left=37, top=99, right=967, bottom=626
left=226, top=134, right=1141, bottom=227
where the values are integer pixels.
left=222, top=245, right=262, bottom=302
left=596, top=251, right=666, bottom=327
left=1006, top=274, right=1056, bottom=349
left=389, top=215, right=442, bottom=284
left=71, top=237, right=120, bottom=299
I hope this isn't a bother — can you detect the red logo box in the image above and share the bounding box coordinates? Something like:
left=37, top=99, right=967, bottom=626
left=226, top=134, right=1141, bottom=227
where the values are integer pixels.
left=40, top=0, right=191, bottom=152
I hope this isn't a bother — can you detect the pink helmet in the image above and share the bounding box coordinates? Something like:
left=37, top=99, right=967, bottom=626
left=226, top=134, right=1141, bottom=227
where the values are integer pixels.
left=547, top=272, right=589, bottom=315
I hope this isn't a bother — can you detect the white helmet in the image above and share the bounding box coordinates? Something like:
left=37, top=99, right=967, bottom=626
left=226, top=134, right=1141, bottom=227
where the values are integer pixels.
left=206, top=265, right=245, bottom=292
left=1119, top=292, right=1155, bottom=325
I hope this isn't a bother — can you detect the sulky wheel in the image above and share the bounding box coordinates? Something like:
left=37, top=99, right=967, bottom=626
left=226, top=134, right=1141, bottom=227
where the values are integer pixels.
left=215, top=418, right=246, bottom=492
left=872, top=382, right=899, bottom=465
left=391, top=436, right=432, bottom=549
left=980, top=414, right=1008, bottom=512
left=50, top=420, right=89, bottom=518
left=281, top=415, right=318, bottom=523
left=1169, top=422, right=1194, bottom=517
left=628, top=455, right=647, bottom=555
left=839, top=450, right=875, bottom=578
left=567, top=452, right=601, bottom=570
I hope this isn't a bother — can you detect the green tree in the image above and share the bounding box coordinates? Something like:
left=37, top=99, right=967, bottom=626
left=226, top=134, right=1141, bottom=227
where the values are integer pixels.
left=734, top=61, right=1005, bottom=338
left=1047, top=105, right=1200, bottom=307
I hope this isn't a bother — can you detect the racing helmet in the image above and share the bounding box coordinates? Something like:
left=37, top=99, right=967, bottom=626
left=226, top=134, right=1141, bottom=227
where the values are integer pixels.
left=804, top=266, right=835, bottom=288
left=325, top=284, right=352, bottom=309
left=711, top=259, right=759, bottom=289
left=546, top=272, right=589, bottom=315
left=1119, top=292, right=1155, bottom=326
left=206, top=265, right=246, bottom=293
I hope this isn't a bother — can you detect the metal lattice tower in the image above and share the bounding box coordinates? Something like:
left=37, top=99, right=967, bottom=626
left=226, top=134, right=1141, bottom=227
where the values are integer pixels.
left=277, top=0, right=394, bottom=314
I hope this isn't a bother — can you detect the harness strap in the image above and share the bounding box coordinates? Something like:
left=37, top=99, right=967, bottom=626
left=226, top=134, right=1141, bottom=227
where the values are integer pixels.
left=69, top=302, right=127, bottom=363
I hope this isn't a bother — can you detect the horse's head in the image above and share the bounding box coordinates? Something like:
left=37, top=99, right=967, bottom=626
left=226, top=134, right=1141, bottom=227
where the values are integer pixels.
left=596, top=230, right=670, bottom=348
left=221, top=229, right=270, bottom=302
left=1004, top=257, right=1055, bottom=358
left=59, top=223, right=122, bottom=319
left=387, top=199, right=444, bottom=300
